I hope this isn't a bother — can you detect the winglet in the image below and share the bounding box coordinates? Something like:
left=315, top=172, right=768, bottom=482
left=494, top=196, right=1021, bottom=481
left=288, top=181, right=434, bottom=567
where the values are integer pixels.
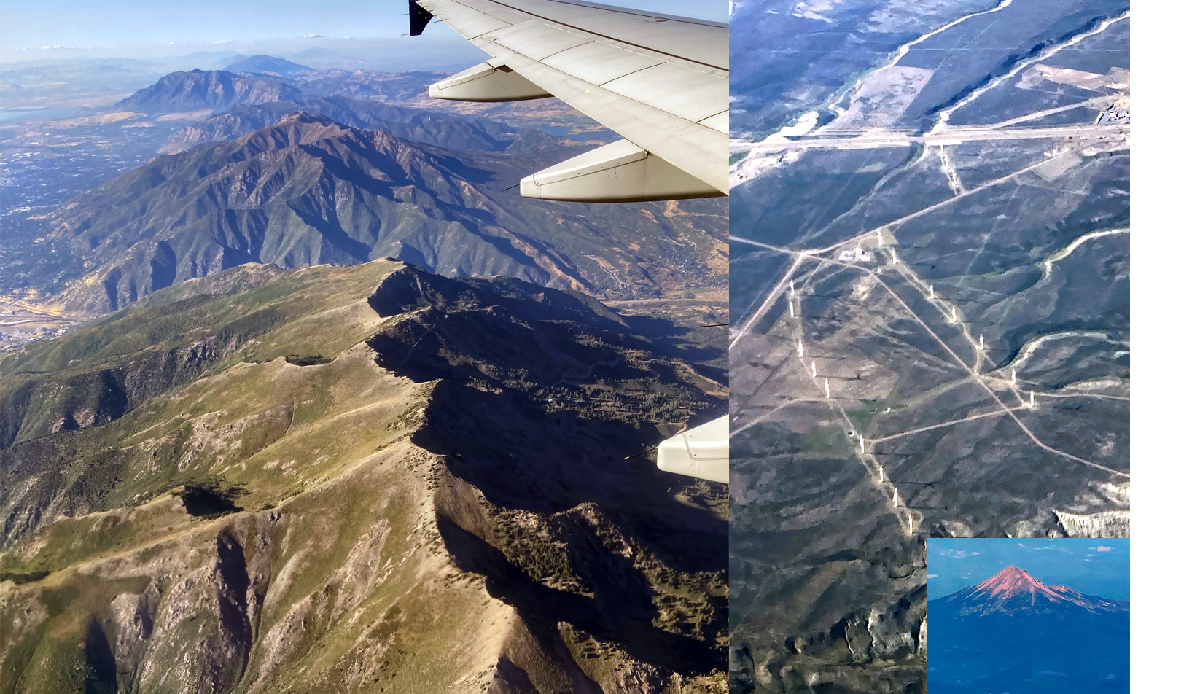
left=409, top=0, right=434, bottom=36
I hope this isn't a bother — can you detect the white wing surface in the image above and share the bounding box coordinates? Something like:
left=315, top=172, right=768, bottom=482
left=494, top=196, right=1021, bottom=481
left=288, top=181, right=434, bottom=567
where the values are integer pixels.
left=656, top=415, right=729, bottom=484
left=410, top=0, right=728, bottom=202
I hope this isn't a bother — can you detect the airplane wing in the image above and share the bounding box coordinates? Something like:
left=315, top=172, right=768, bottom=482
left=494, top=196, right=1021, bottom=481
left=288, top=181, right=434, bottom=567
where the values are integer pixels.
left=656, top=415, right=728, bottom=484
left=409, top=0, right=728, bottom=203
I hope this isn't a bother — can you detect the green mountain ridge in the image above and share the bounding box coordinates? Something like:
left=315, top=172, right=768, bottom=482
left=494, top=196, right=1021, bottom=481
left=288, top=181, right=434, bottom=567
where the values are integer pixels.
left=0, top=261, right=728, bottom=693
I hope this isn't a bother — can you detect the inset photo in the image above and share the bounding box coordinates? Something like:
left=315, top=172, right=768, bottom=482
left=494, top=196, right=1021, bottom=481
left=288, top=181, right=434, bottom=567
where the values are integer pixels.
left=928, top=538, right=1130, bottom=694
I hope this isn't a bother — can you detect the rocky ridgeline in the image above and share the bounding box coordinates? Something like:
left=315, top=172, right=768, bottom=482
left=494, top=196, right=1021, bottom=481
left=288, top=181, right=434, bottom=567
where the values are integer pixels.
left=44, top=113, right=724, bottom=314
left=0, top=262, right=728, bottom=693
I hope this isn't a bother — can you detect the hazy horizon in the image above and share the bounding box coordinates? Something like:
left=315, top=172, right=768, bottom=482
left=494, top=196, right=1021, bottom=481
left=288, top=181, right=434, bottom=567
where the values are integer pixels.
left=0, top=0, right=728, bottom=64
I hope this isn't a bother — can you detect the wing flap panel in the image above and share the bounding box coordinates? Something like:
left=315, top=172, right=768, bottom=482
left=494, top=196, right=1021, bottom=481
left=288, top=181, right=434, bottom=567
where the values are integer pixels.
left=603, top=62, right=727, bottom=122
left=699, top=110, right=728, bottom=134
left=539, top=41, right=663, bottom=85
left=491, top=20, right=591, bottom=61
left=465, top=0, right=729, bottom=68
left=451, top=13, right=512, bottom=38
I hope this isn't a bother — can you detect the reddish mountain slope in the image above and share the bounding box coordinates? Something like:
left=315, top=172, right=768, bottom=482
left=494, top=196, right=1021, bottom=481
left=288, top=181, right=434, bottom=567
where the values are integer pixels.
left=934, top=566, right=1128, bottom=617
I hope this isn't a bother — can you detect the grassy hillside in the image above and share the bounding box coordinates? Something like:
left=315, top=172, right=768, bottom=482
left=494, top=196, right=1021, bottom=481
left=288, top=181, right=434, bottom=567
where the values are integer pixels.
left=0, top=260, right=727, bottom=693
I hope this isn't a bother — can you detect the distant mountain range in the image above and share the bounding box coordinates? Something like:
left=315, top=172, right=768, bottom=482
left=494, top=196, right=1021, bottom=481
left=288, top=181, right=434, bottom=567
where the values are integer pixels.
left=110, top=68, right=604, bottom=136
left=116, top=68, right=441, bottom=114
left=159, top=95, right=534, bottom=155
left=291, top=69, right=445, bottom=103
left=224, top=54, right=313, bottom=77
left=114, top=69, right=304, bottom=112
left=929, top=566, right=1129, bottom=694
left=46, top=112, right=726, bottom=312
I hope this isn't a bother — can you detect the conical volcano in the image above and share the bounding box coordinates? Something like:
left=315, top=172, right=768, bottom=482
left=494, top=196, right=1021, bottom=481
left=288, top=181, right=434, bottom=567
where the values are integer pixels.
left=933, top=565, right=1129, bottom=618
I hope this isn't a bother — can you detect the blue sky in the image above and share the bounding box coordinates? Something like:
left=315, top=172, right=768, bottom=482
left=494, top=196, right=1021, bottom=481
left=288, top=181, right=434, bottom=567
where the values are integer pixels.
left=927, top=538, right=1130, bottom=600
left=1, top=1, right=727, bottom=58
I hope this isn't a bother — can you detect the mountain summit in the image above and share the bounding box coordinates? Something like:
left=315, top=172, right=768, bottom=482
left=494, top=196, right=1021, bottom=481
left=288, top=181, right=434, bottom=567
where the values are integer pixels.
left=977, top=565, right=1054, bottom=598
left=934, top=565, right=1129, bottom=618
left=114, top=69, right=305, bottom=112
left=47, top=113, right=725, bottom=312
left=159, top=95, right=523, bottom=155
left=224, top=54, right=312, bottom=77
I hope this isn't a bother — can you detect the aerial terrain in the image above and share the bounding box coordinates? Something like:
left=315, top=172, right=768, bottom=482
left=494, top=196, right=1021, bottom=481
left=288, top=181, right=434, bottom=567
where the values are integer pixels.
left=2, top=66, right=725, bottom=325
left=0, top=262, right=729, bottom=693
left=728, top=1, right=1130, bottom=692
left=1, top=26, right=729, bottom=692
left=927, top=541, right=1130, bottom=694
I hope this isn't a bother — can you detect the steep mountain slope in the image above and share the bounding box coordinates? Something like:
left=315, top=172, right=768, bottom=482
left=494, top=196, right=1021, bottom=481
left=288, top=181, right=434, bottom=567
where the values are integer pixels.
left=225, top=55, right=313, bottom=77
left=114, top=70, right=305, bottom=112
left=158, top=95, right=531, bottom=155
left=0, top=261, right=728, bottom=693
left=45, top=113, right=726, bottom=313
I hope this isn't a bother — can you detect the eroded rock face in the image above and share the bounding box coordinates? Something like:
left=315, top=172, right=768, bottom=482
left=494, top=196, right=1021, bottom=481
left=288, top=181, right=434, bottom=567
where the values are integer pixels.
left=792, top=584, right=924, bottom=669
left=1, top=334, right=240, bottom=453
left=134, top=531, right=256, bottom=692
